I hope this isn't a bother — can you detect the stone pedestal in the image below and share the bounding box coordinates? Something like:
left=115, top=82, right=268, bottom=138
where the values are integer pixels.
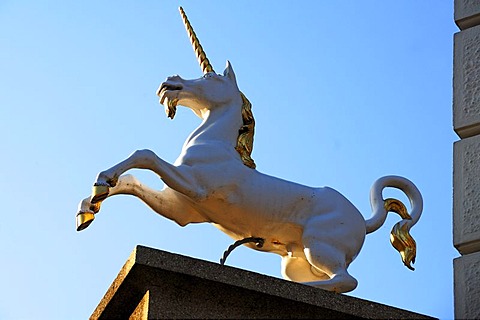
left=90, top=245, right=433, bottom=319
left=453, top=1, right=480, bottom=319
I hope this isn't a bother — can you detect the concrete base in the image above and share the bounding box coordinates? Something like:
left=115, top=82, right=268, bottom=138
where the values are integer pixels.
left=91, top=245, right=434, bottom=319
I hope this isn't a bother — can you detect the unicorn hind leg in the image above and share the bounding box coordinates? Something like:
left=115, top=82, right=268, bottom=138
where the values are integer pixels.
left=299, top=216, right=363, bottom=293
left=281, top=252, right=330, bottom=283
left=302, top=243, right=358, bottom=293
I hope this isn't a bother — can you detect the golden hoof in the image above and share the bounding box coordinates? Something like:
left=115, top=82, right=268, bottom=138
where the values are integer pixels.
left=90, top=201, right=101, bottom=214
left=76, top=212, right=95, bottom=231
left=91, top=184, right=109, bottom=204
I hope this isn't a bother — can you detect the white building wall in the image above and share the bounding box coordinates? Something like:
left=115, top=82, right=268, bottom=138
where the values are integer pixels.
left=453, top=1, right=480, bottom=319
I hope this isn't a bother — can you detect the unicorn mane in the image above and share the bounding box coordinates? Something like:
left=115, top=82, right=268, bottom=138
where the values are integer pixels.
left=235, top=92, right=256, bottom=169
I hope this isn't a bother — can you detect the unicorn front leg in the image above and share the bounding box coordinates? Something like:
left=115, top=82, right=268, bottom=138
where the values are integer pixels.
left=76, top=174, right=207, bottom=231
left=92, top=149, right=205, bottom=203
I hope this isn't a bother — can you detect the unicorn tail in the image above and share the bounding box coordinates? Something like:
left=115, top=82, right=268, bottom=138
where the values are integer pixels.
left=366, top=175, right=423, bottom=270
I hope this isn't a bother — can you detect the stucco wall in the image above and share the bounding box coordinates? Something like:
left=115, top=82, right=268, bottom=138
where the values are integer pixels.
left=453, top=1, right=480, bottom=319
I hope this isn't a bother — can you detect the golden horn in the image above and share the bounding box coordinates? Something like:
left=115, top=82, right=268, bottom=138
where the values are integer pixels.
left=179, top=6, right=214, bottom=74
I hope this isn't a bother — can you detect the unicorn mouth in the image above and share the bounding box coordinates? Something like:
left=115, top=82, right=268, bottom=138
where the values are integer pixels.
left=157, top=83, right=183, bottom=97
left=157, top=83, right=182, bottom=119
left=158, top=83, right=183, bottom=110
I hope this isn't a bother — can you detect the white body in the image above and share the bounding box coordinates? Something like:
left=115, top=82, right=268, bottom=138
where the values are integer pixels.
left=78, top=62, right=423, bottom=293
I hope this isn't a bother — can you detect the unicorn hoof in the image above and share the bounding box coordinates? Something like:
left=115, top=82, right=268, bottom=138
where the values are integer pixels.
left=76, top=211, right=95, bottom=231
left=90, top=201, right=101, bottom=214
left=91, top=183, right=109, bottom=204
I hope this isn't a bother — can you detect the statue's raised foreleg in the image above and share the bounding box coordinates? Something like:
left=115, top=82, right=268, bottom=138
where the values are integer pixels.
left=76, top=174, right=206, bottom=231
left=91, top=149, right=205, bottom=204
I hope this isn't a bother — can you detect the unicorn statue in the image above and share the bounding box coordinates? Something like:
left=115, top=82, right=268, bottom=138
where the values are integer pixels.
left=76, top=7, right=423, bottom=293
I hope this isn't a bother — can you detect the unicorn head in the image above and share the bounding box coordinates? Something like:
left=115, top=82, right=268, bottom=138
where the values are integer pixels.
left=157, top=61, right=240, bottom=119
left=156, top=7, right=256, bottom=169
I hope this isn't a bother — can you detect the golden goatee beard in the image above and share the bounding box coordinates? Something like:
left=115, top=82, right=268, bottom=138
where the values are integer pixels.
left=165, top=98, right=178, bottom=119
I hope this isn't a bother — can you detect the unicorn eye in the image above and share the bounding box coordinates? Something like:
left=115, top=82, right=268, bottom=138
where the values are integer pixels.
left=203, top=73, right=213, bottom=78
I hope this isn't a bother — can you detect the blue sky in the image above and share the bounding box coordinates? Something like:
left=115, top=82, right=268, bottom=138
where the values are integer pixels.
left=1, top=1, right=458, bottom=319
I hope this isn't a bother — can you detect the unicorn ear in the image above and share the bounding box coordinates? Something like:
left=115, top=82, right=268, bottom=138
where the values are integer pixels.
left=223, top=60, right=237, bottom=83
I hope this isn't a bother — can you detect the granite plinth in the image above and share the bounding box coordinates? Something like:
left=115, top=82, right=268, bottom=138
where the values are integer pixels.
left=91, top=245, right=434, bottom=319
